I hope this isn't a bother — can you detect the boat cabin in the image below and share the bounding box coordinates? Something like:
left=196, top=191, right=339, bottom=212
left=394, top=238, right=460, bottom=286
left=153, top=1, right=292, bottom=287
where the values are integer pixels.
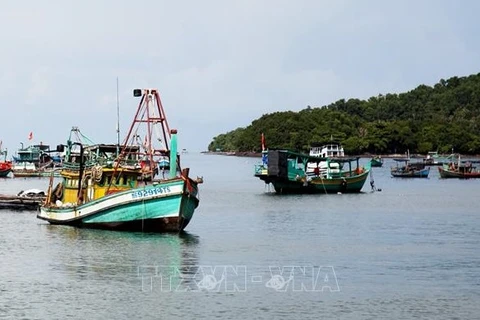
left=309, top=143, right=345, bottom=158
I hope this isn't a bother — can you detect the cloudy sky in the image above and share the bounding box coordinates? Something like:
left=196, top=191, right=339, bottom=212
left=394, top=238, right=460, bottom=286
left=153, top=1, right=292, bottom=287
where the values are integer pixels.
left=1, top=0, right=479, bottom=154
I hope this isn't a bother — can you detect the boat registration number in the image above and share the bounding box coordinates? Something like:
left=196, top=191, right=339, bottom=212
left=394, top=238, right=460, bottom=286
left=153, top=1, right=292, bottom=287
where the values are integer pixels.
left=131, top=186, right=171, bottom=199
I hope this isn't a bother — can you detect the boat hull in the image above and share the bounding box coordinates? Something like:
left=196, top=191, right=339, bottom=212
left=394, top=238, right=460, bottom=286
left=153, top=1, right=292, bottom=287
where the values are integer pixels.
left=38, top=179, right=199, bottom=232
left=0, top=169, right=11, bottom=177
left=369, top=158, right=383, bottom=167
left=256, top=170, right=369, bottom=194
left=0, top=161, right=13, bottom=177
left=438, top=166, right=480, bottom=179
left=391, top=167, right=430, bottom=178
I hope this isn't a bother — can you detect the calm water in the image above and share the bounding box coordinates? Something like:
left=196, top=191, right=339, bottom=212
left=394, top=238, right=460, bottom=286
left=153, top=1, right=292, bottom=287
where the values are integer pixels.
left=0, top=154, right=479, bottom=319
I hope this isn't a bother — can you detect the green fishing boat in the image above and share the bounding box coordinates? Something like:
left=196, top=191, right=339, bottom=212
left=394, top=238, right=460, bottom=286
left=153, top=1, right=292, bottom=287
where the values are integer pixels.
left=38, top=88, right=201, bottom=232
left=369, top=156, right=383, bottom=167
left=254, top=149, right=370, bottom=194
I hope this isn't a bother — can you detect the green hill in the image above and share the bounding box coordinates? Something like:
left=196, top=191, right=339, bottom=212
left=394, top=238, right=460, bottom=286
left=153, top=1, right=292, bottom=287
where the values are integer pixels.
left=208, top=73, right=480, bottom=155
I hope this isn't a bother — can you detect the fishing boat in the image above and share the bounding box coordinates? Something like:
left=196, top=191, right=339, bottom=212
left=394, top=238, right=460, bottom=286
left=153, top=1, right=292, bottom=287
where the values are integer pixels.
left=0, top=189, right=46, bottom=210
left=309, top=142, right=345, bottom=158
left=0, top=161, right=12, bottom=178
left=306, top=141, right=346, bottom=173
left=391, top=158, right=430, bottom=178
left=254, top=149, right=369, bottom=194
left=38, top=88, right=201, bottom=232
left=12, top=143, right=62, bottom=177
left=369, top=156, right=383, bottom=167
left=438, top=154, right=480, bottom=178
left=424, top=151, right=444, bottom=165
left=0, top=143, right=12, bottom=177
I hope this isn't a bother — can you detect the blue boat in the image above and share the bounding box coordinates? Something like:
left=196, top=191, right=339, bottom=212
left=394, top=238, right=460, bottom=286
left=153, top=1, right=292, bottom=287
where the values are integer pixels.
left=38, top=88, right=201, bottom=232
left=391, top=158, right=430, bottom=178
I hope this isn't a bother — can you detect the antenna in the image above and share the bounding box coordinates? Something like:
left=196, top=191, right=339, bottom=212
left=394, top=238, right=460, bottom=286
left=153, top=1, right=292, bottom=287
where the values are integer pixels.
left=116, top=77, right=120, bottom=155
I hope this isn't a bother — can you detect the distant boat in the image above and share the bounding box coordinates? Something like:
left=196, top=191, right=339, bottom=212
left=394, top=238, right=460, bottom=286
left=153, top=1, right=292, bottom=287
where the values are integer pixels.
left=438, top=154, right=480, bottom=178
left=369, top=156, right=383, bottom=167
left=309, top=142, right=345, bottom=158
left=424, top=151, right=444, bottom=165
left=391, top=158, right=430, bottom=178
left=38, top=88, right=201, bottom=232
left=0, top=161, right=12, bottom=177
left=254, top=149, right=369, bottom=194
left=158, top=154, right=170, bottom=170
left=0, top=144, right=12, bottom=177
left=307, top=142, right=346, bottom=173
left=12, top=143, right=62, bottom=177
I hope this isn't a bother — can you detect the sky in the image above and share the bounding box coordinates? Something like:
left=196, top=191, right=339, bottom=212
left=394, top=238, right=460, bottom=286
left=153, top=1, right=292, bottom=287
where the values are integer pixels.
left=1, top=0, right=480, bottom=154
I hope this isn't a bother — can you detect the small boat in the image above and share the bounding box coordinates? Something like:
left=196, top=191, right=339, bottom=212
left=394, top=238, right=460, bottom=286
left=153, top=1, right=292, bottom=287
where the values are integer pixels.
left=38, top=88, right=201, bottom=232
left=369, top=156, right=383, bottom=167
left=438, top=154, right=480, bottom=178
left=254, top=149, right=369, bottom=194
left=0, top=142, right=13, bottom=177
left=158, top=154, right=170, bottom=170
left=424, top=151, right=444, bottom=165
left=391, top=158, right=430, bottom=178
left=0, top=161, right=12, bottom=177
left=0, top=189, right=46, bottom=210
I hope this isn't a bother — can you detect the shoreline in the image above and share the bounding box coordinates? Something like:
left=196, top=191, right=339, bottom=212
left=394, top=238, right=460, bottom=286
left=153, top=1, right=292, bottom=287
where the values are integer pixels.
left=201, top=151, right=480, bottom=159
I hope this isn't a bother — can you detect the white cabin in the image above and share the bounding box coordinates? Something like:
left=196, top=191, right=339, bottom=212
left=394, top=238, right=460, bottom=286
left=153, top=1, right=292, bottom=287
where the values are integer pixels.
left=309, top=144, right=345, bottom=158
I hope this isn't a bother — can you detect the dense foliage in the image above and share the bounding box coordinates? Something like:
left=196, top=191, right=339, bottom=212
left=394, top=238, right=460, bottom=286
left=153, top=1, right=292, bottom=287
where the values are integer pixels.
left=208, top=73, right=480, bottom=155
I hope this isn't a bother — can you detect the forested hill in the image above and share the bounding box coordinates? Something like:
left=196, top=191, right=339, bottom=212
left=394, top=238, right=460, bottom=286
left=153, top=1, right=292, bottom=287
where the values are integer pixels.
left=208, top=73, right=480, bottom=155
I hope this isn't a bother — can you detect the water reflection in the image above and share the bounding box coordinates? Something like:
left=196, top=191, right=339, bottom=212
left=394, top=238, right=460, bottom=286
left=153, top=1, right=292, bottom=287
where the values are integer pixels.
left=40, top=225, right=200, bottom=292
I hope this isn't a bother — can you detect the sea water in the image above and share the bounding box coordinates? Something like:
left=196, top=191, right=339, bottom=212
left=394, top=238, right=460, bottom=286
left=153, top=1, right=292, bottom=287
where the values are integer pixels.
left=0, top=155, right=479, bottom=319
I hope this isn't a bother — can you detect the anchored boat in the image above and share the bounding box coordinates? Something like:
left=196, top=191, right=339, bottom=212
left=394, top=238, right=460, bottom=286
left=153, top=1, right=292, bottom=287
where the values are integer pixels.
left=254, top=149, right=369, bottom=194
left=38, top=88, right=201, bottom=232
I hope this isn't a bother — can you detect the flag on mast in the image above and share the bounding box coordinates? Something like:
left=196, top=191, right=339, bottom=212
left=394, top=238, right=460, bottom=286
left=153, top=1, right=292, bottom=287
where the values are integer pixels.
left=261, top=133, right=266, bottom=151
left=28, top=132, right=33, bottom=140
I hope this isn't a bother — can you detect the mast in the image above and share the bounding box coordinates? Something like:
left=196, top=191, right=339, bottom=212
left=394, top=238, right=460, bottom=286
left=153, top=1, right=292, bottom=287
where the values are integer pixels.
left=111, top=88, right=177, bottom=182
left=116, top=77, right=120, bottom=156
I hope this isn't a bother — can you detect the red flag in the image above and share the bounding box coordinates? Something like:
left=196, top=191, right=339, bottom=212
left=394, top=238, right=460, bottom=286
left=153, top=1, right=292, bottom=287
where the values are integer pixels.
left=261, top=133, right=266, bottom=151
left=28, top=132, right=33, bottom=140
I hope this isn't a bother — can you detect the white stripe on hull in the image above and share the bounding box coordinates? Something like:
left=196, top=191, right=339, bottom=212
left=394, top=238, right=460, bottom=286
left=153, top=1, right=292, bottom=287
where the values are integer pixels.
left=38, top=184, right=184, bottom=222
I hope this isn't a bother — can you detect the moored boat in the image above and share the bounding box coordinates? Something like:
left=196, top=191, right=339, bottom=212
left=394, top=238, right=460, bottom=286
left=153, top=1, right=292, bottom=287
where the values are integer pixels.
left=254, top=149, right=369, bottom=194
left=0, top=144, right=12, bottom=177
left=369, top=156, right=383, bottom=167
left=424, top=151, right=444, bottom=165
left=0, top=161, right=12, bottom=178
left=438, top=154, right=480, bottom=178
left=38, top=88, right=201, bottom=232
left=12, top=143, right=62, bottom=177
left=391, top=158, right=430, bottom=178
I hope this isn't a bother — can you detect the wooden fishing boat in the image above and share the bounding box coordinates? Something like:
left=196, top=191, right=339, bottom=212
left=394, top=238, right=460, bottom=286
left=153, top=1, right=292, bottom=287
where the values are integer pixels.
left=0, top=189, right=46, bottom=210
left=254, top=149, right=369, bottom=194
left=12, top=143, right=62, bottom=177
left=438, top=154, right=480, bottom=178
left=424, top=151, right=444, bottom=165
left=0, top=142, right=13, bottom=177
left=38, top=88, right=201, bottom=232
left=0, top=161, right=12, bottom=177
left=369, top=156, right=383, bottom=167
left=391, top=158, right=430, bottom=178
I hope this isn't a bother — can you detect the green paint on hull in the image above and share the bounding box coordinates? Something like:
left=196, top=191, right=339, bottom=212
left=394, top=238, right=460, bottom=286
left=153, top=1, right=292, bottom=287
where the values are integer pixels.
left=82, top=194, right=183, bottom=223
left=270, top=172, right=369, bottom=194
